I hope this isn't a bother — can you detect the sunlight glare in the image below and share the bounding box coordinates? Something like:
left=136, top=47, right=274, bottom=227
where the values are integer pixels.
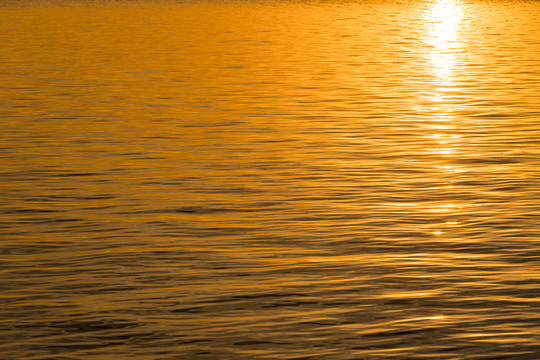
left=427, top=0, right=463, bottom=82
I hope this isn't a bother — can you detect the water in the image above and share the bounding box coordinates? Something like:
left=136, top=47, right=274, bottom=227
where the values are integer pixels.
left=1, top=0, right=540, bottom=358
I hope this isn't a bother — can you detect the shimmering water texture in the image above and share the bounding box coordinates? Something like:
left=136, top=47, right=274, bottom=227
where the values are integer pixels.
left=1, top=0, right=540, bottom=359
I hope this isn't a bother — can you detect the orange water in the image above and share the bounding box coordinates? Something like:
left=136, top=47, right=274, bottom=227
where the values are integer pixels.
left=1, top=0, right=540, bottom=358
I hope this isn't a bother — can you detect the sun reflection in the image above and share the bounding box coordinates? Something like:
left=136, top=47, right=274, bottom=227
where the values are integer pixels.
left=428, top=204, right=462, bottom=212
left=418, top=0, right=467, bottom=230
left=427, top=0, right=463, bottom=83
left=417, top=0, right=466, bottom=163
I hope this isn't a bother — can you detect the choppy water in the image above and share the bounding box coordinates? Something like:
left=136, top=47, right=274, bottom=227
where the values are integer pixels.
left=1, top=0, right=540, bottom=358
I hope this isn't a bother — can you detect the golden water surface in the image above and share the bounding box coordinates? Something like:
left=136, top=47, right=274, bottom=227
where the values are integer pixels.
left=1, top=0, right=540, bottom=359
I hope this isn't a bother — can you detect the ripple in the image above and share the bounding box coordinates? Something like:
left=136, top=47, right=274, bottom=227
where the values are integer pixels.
left=2, top=0, right=540, bottom=359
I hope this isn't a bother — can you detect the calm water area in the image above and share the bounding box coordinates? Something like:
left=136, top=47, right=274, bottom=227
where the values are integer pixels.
left=1, top=0, right=540, bottom=358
